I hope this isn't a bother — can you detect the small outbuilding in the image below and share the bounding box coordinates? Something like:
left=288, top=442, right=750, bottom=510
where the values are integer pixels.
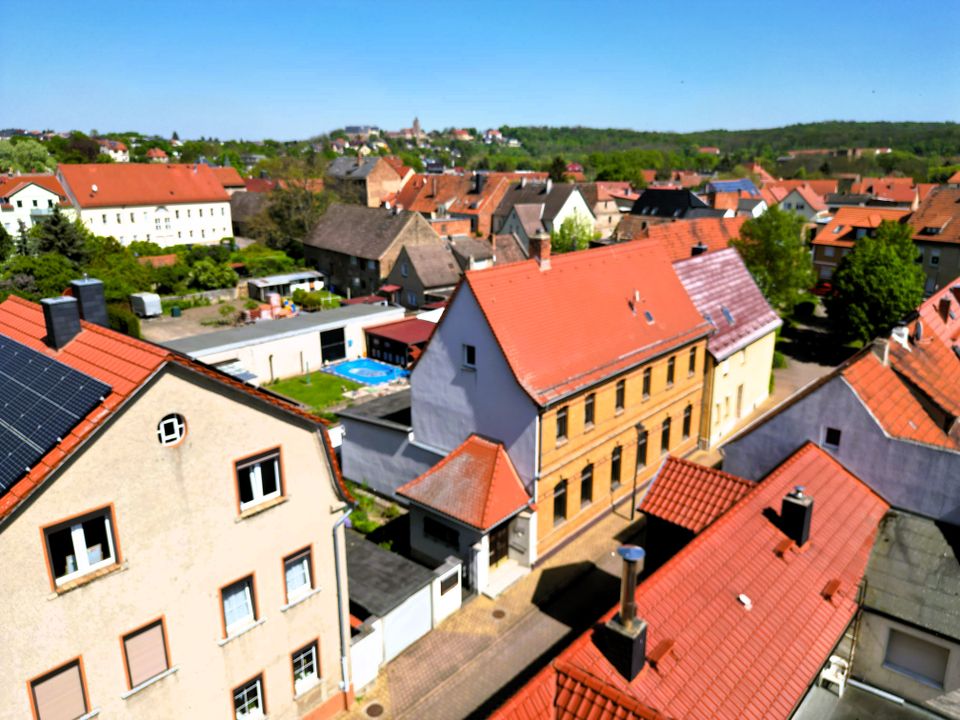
left=365, top=317, right=436, bottom=367
left=247, top=270, right=324, bottom=301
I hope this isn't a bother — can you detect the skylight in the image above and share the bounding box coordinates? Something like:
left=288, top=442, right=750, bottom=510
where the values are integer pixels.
left=832, top=225, right=844, bottom=234
left=721, top=306, right=735, bottom=325
left=644, top=311, right=654, bottom=324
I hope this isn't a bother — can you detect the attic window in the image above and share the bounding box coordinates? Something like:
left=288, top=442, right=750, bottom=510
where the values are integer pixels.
left=921, top=226, right=942, bottom=235
left=832, top=225, right=843, bottom=234
left=721, top=306, right=735, bottom=325
left=644, top=311, right=654, bottom=324
left=157, top=413, right=186, bottom=446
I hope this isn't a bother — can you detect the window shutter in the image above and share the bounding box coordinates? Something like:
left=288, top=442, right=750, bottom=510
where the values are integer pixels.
left=32, top=663, right=86, bottom=720
left=124, top=623, right=168, bottom=688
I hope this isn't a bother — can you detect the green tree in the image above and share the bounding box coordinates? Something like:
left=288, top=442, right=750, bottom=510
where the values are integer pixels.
left=732, top=206, right=815, bottom=314
left=83, top=235, right=153, bottom=301
left=32, top=207, right=89, bottom=263
left=548, top=156, right=567, bottom=182
left=0, top=139, right=55, bottom=172
left=15, top=221, right=33, bottom=257
left=191, top=258, right=238, bottom=289
left=248, top=187, right=335, bottom=257
left=0, top=224, right=13, bottom=262
left=825, top=221, right=925, bottom=342
left=0, top=254, right=78, bottom=300
left=550, top=213, right=599, bottom=254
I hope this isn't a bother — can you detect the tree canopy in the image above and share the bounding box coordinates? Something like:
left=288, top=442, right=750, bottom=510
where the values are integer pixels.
left=731, top=206, right=815, bottom=314
left=248, top=186, right=336, bottom=257
left=550, top=213, right=599, bottom=254
left=825, top=221, right=925, bottom=342
left=32, top=207, right=90, bottom=263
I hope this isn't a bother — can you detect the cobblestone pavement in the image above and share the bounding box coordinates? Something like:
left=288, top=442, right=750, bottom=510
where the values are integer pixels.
left=344, top=507, right=638, bottom=720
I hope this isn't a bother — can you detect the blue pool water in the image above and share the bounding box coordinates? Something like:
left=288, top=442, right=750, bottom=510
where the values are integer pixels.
left=322, top=358, right=409, bottom=385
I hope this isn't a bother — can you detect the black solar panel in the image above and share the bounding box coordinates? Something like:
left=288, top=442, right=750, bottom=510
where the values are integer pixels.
left=0, top=336, right=111, bottom=496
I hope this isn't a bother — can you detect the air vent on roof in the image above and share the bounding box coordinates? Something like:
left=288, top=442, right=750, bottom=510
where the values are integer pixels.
left=721, top=306, right=735, bottom=325
left=644, top=311, right=654, bottom=324
left=91, top=184, right=98, bottom=194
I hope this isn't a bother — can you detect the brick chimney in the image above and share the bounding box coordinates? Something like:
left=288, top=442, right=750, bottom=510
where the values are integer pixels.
left=529, top=234, right=551, bottom=271
left=601, top=545, right=648, bottom=681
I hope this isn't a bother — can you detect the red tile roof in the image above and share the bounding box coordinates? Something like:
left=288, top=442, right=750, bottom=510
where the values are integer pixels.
left=136, top=253, right=179, bottom=268
left=673, top=248, right=782, bottom=360
left=619, top=216, right=746, bottom=262
left=916, top=283, right=960, bottom=350
left=850, top=177, right=918, bottom=203
left=640, top=456, right=753, bottom=533
left=841, top=350, right=957, bottom=450
left=210, top=166, right=245, bottom=188
left=949, top=171, right=960, bottom=184
left=763, top=179, right=838, bottom=198
left=813, top=206, right=909, bottom=247
left=146, top=147, right=168, bottom=159
left=244, top=177, right=280, bottom=193
left=790, top=184, right=827, bottom=212
left=0, top=173, right=68, bottom=201
left=364, top=317, right=435, bottom=346
left=890, top=335, right=960, bottom=420
left=493, top=444, right=888, bottom=720
left=909, top=186, right=960, bottom=246
left=553, top=662, right=663, bottom=720
left=0, top=294, right=349, bottom=519
left=397, top=434, right=531, bottom=531
left=58, top=163, right=228, bottom=208
left=462, top=239, right=711, bottom=405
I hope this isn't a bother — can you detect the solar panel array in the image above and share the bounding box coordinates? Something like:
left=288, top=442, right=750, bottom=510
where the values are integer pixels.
left=0, top=336, right=111, bottom=496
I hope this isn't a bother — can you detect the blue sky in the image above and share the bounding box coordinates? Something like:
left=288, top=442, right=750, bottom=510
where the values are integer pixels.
left=1, top=0, right=957, bottom=140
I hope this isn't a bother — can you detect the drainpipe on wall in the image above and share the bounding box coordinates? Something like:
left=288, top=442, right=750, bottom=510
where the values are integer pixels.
left=332, top=504, right=355, bottom=693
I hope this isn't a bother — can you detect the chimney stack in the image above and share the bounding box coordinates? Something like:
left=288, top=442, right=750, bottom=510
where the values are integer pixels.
left=70, top=278, right=108, bottom=327
left=41, top=297, right=82, bottom=349
left=601, top=545, right=648, bottom=681
left=781, top=486, right=813, bottom=546
left=529, top=234, right=551, bottom=271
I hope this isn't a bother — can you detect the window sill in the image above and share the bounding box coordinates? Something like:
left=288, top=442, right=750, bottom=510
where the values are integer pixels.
left=237, top=495, right=288, bottom=521
left=53, top=562, right=125, bottom=595
left=584, top=423, right=595, bottom=433
left=120, top=667, right=179, bottom=699
left=218, top=618, right=266, bottom=646
left=555, top=438, right=568, bottom=448
left=461, top=365, right=476, bottom=373
left=642, top=395, right=650, bottom=402
left=614, top=408, right=624, bottom=416
left=79, top=711, right=101, bottom=720
left=294, top=677, right=323, bottom=700
left=281, top=587, right=321, bottom=612
left=553, top=518, right=567, bottom=529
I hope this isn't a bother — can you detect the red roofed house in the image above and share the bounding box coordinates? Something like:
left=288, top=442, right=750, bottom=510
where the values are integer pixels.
left=364, top=317, right=436, bottom=367
left=779, top=183, right=828, bottom=223
left=403, top=238, right=711, bottom=593
left=0, top=173, right=75, bottom=235
left=697, top=146, right=721, bottom=155
left=97, top=138, right=129, bottom=163
left=57, top=163, right=233, bottom=247
left=210, top=165, right=246, bottom=196
left=146, top=147, right=168, bottom=163
left=723, top=286, right=960, bottom=523
left=909, top=186, right=960, bottom=294
left=673, top=248, right=782, bottom=447
left=493, top=443, right=888, bottom=720
left=811, top=206, right=910, bottom=282
left=616, top=216, right=746, bottom=262
left=0, top=281, right=355, bottom=720
left=850, top=177, right=920, bottom=210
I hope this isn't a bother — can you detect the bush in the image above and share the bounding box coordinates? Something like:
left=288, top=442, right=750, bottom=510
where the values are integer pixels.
left=107, top=303, right=141, bottom=338
left=383, top=504, right=402, bottom=520
left=292, top=288, right=341, bottom=311
left=772, top=350, right=788, bottom=369
left=161, top=294, right=211, bottom=315
left=191, top=258, right=238, bottom=290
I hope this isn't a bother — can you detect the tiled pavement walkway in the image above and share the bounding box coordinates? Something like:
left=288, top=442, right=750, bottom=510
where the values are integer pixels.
left=345, top=505, right=640, bottom=720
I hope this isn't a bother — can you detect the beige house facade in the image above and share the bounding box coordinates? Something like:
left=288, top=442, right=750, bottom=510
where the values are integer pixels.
left=0, top=295, right=354, bottom=720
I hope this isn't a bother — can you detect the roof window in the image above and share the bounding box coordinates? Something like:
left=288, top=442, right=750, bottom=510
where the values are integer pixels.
left=721, top=306, right=735, bottom=325
left=644, top=311, right=654, bottom=324
left=832, top=225, right=843, bottom=234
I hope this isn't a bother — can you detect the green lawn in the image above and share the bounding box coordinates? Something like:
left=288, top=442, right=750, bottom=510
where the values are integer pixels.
left=270, top=371, right=362, bottom=417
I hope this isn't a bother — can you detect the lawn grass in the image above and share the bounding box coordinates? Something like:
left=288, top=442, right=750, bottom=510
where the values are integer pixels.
left=270, top=371, right=362, bottom=415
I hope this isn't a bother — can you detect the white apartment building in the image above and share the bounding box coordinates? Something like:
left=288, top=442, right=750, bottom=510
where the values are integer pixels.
left=57, top=163, right=233, bottom=246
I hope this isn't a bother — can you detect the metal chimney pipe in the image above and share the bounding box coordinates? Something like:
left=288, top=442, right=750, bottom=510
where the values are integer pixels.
left=617, top=545, right=646, bottom=629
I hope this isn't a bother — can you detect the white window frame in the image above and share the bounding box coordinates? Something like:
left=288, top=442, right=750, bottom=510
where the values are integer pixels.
left=237, top=452, right=282, bottom=511
left=222, top=578, right=256, bottom=636
left=46, top=509, right=118, bottom=586
left=233, top=675, right=265, bottom=719
left=292, top=643, right=320, bottom=696
left=157, top=414, right=186, bottom=446
left=284, top=550, right=313, bottom=603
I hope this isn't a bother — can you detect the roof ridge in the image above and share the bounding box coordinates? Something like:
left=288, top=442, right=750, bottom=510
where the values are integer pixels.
left=666, top=455, right=754, bottom=488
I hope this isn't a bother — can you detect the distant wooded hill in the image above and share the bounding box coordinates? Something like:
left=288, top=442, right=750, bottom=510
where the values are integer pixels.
left=500, top=122, right=960, bottom=158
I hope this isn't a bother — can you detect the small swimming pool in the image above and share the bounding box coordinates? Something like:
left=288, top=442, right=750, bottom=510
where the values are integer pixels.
left=322, top=358, right=409, bottom=385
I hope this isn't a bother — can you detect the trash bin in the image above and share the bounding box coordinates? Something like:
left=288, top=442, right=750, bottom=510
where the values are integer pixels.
left=171, top=306, right=182, bottom=318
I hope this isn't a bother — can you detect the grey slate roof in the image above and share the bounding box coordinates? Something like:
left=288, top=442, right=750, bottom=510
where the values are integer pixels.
left=513, top=203, right=547, bottom=237
left=492, top=233, right=528, bottom=265
left=404, top=244, right=462, bottom=288
left=338, top=389, right=412, bottom=429
left=449, top=236, right=494, bottom=265
left=327, top=156, right=382, bottom=180
left=493, top=181, right=579, bottom=224
left=863, top=510, right=960, bottom=641
left=163, top=303, right=403, bottom=356
left=630, top=188, right=726, bottom=220
left=302, top=204, right=420, bottom=260
left=345, top=530, right=435, bottom=617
